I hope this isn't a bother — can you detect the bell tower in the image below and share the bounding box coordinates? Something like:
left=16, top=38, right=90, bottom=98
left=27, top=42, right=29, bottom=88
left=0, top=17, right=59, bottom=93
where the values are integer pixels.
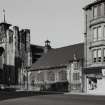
left=44, top=40, right=51, bottom=53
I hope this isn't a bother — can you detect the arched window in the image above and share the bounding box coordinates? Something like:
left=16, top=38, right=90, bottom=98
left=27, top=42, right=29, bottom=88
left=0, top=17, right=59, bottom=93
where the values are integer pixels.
left=73, top=62, right=78, bottom=70
left=9, top=30, right=13, bottom=43
left=47, top=71, right=55, bottom=81
left=73, top=72, right=80, bottom=81
left=58, top=70, right=67, bottom=81
left=37, top=71, right=44, bottom=81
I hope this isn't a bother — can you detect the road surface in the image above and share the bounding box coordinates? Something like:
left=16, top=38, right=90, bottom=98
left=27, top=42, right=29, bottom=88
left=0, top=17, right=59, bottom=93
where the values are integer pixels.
left=0, top=94, right=105, bottom=105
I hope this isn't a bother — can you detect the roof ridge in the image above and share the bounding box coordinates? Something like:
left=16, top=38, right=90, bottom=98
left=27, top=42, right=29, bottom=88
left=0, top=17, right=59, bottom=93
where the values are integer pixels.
left=54, top=42, right=84, bottom=50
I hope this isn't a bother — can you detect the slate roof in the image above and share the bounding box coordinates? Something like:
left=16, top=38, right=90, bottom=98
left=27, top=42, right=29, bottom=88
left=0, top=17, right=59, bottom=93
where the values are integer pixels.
left=29, top=43, right=84, bottom=71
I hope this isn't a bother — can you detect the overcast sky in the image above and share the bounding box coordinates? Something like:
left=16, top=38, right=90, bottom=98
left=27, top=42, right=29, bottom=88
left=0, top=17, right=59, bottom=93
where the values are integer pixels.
left=0, top=0, right=95, bottom=48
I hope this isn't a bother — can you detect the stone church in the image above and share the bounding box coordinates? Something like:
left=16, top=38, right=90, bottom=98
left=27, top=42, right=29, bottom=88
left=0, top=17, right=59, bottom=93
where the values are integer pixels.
left=29, top=41, right=84, bottom=92
left=0, top=19, right=31, bottom=86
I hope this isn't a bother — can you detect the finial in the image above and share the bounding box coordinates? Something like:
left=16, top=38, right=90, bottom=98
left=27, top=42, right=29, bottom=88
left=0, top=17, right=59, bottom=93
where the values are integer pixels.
left=3, top=9, right=6, bottom=23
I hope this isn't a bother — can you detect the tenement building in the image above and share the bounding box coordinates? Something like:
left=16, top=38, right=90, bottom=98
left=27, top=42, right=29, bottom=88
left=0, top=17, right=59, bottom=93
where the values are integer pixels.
left=83, top=0, right=105, bottom=93
left=0, top=20, right=31, bottom=86
left=28, top=42, right=84, bottom=92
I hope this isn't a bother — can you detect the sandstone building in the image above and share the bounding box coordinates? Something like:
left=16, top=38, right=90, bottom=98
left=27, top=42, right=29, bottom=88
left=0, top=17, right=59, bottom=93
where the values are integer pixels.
left=83, top=0, right=105, bottom=93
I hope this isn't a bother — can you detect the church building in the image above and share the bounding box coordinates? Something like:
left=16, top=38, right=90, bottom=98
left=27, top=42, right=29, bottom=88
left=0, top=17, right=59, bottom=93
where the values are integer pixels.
left=28, top=41, right=84, bottom=92
left=0, top=12, right=31, bottom=87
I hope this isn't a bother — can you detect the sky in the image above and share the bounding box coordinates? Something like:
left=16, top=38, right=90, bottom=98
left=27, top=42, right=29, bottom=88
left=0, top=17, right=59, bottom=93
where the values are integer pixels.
left=0, top=0, right=95, bottom=48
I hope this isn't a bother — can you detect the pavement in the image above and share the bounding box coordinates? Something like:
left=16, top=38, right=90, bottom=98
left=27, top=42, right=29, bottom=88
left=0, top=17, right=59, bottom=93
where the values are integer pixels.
left=0, top=94, right=105, bottom=105
left=0, top=90, right=64, bottom=101
left=65, top=91, right=105, bottom=96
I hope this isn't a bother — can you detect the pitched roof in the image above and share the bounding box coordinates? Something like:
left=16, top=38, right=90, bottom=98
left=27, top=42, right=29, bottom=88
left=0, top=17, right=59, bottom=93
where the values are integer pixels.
left=29, top=43, right=84, bottom=71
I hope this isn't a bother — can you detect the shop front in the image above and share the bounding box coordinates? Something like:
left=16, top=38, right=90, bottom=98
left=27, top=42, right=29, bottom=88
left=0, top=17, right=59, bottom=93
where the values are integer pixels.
left=84, top=67, right=105, bottom=94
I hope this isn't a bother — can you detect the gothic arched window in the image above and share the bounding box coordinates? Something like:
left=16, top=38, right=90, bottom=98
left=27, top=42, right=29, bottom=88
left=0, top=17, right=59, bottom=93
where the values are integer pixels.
left=37, top=71, right=44, bottom=81
left=9, top=30, right=13, bottom=43
left=58, top=70, right=67, bottom=81
left=47, top=71, right=55, bottom=81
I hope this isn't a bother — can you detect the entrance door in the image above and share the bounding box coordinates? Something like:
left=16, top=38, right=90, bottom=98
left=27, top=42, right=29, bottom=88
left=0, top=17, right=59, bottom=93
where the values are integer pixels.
left=87, top=77, right=105, bottom=94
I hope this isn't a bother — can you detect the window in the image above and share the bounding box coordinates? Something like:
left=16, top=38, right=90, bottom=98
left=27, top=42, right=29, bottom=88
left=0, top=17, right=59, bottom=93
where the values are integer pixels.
left=104, top=3, right=105, bottom=15
left=93, top=28, right=97, bottom=41
left=93, top=6, right=97, bottom=18
left=103, top=49, right=105, bottom=62
left=97, top=49, right=101, bottom=62
left=9, top=30, right=13, bottom=43
left=93, top=26, right=102, bottom=41
left=72, top=84, right=81, bottom=90
left=73, top=62, right=78, bottom=70
left=47, top=71, right=55, bottom=81
left=73, top=73, right=80, bottom=81
left=9, top=35, right=13, bottom=43
left=97, top=27, right=102, bottom=40
left=59, top=71, right=67, bottom=81
left=93, top=4, right=102, bottom=18
left=37, top=71, right=44, bottom=81
left=93, top=49, right=102, bottom=63
left=98, top=4, right=102, bottom=17
left=104, top=26, right=105, bottom=37
left=93, top=50, right=97, bottom=63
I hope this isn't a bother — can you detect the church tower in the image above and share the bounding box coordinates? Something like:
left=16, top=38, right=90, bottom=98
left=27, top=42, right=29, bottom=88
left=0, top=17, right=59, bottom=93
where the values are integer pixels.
left=0, top=10, right=31, bottom=86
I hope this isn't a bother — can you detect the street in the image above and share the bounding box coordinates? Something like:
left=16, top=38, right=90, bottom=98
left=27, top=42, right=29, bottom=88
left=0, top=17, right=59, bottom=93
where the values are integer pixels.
left=0, top=94, right=105, bottom=105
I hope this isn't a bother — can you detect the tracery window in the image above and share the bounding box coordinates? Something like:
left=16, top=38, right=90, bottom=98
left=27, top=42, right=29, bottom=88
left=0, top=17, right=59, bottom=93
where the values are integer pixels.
left=9, top=30, right=13, bottom=43
left=58, top=70, right=67, bottom=81
left=73, top=73, right=80, bottom=81
left=37, top=71, right=44, bottom=81
left=47, top=71, right=55, bottom=81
